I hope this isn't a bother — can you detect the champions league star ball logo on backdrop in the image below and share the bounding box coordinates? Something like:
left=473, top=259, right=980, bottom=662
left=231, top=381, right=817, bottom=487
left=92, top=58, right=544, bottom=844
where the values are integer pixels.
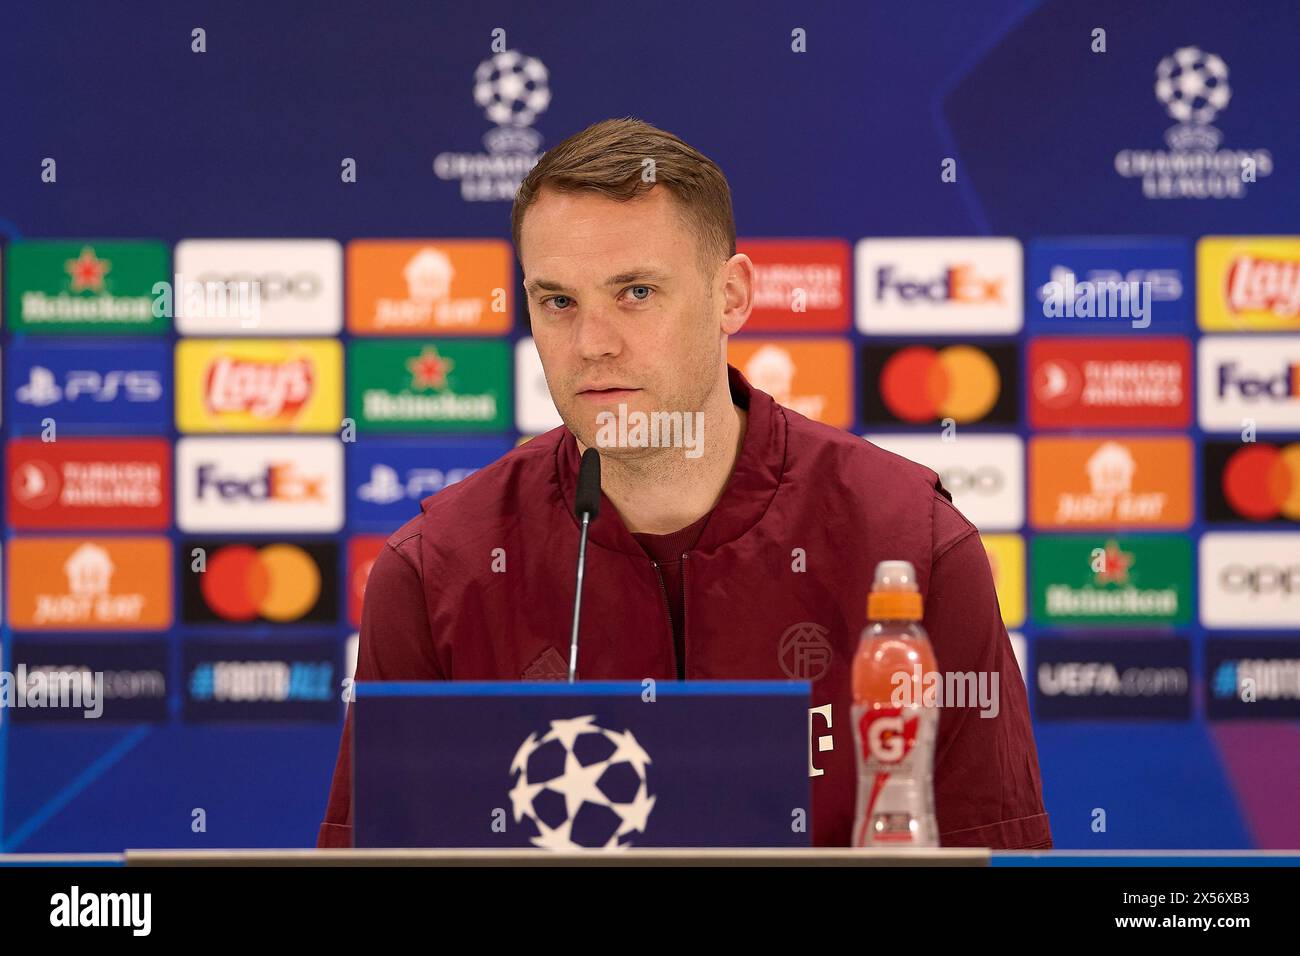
left=1113, top=45, right=1272, bottom=199
left=433, top=50, right=551, bottom=202
left=508, top=715, right=656, bottom=850
left=1155, top=46, right=1231, bottom=136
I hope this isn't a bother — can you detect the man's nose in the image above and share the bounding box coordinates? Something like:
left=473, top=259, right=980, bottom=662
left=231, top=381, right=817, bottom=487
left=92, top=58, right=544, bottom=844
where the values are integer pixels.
left=571, top=305, right=623, bottom=361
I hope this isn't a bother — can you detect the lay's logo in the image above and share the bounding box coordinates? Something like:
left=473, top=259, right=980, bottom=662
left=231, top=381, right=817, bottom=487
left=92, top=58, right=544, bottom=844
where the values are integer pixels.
left=205, top=356, right=312, bottom=418
left=1198, top=237, right=1300, bottom=331
left=981, top=534, right=1025, bottom=629
left=176, top=339, right=343, bottom=432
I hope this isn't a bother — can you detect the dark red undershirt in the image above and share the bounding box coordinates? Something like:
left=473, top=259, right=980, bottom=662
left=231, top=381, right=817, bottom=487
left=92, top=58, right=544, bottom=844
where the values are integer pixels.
left=631, top=510, right=712, bottom=680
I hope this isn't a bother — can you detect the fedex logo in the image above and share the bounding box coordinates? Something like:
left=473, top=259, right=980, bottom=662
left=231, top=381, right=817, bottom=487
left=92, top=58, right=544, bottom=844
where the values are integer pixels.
left=176, top=437, right=342, bottom=533
left=1216, top=360, right=1300, bottom=399
left=1199, top=337, right=1300, bottom=431
left=856, top=238, right=1022, bottom=334
left=195, top=462, right=326, bottom=502
left=874, top=263, right=1003, bottom=304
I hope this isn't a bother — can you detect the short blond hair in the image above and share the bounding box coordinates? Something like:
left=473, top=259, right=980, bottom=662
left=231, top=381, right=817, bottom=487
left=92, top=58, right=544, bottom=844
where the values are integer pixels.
left=511, top=117, right=736, bottom=274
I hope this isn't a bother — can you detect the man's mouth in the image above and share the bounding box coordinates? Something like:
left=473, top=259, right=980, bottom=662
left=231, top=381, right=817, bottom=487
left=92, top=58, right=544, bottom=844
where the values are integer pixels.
left=576, top=386, right=641, bottom=401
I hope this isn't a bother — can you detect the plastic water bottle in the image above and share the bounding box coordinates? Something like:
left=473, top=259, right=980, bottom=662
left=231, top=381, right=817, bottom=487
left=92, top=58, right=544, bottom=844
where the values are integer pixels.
left=851, top=559, right=939, bottom=847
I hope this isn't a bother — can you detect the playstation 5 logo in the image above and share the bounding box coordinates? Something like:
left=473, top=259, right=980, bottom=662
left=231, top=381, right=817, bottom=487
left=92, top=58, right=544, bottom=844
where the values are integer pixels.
left=16, top=366, right=163, bottom=405
left=357, top=463, right=480, bottom=505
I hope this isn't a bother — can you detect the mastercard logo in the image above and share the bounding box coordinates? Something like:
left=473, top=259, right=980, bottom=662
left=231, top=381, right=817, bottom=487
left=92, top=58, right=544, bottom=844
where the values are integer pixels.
left=1222, top=443, right=1300, bottom=521
left=878, top=345, right=1002, bottom=423
left=200, top=543, right=322, bottom=622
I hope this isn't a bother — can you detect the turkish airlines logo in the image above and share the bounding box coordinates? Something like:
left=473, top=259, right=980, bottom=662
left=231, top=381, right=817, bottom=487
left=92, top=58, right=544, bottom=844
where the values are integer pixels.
left=7, top=438, right=170, bottom=529
left=737, top=239, right=850, bottom=331
left=1200, top=533, right=1300, bottom=628
left=1028, top=337, right=1189, bottom=428
left=348, top=536, right=387, bottom=629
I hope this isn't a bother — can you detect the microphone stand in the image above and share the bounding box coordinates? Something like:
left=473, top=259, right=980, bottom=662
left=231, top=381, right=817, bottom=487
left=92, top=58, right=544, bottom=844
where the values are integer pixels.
left=567, top=509, right=592, bottom=684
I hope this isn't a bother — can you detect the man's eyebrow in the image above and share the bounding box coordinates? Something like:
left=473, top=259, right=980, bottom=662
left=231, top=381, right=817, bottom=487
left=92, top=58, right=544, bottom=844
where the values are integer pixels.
left=524, top=270, right=671, bottom=296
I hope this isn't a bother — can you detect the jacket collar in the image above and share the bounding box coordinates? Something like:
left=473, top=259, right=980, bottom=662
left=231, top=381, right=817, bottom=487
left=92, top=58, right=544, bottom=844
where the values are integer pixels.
left=555, top=364, right=787, bottom=557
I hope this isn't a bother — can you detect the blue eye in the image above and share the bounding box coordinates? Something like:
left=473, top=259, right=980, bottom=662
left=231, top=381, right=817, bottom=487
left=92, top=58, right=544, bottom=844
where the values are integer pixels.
left=627, top=286, right=652, bottom=301
left=546, top=295, right=572, bottom=310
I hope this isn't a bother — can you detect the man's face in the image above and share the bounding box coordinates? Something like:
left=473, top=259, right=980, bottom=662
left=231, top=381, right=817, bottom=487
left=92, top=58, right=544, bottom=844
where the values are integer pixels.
left=519, top=184, right=730, bottom=457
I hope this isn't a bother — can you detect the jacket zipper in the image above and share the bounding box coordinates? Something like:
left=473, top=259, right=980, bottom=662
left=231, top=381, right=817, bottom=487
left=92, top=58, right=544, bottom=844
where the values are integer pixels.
left=679, top=553, right=690, bottom=679
left=649, top=560, right=679, bottom=679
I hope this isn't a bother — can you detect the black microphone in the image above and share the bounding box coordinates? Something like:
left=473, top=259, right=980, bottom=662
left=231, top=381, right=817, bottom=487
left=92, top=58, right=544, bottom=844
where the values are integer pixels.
left=568, top=448, right=601, bottom=682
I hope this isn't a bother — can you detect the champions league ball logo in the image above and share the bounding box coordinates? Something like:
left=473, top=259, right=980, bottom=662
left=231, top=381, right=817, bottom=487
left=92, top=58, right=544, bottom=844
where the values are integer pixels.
left=1113, top=45, right=1271, bottom=199
left=1155, top=46, right=1230, bottom=147
left=508, top=715, right=656, bottom=850
left=434, top=49, right=551, bottom=201
left=474, top=50, right=551, bottom=132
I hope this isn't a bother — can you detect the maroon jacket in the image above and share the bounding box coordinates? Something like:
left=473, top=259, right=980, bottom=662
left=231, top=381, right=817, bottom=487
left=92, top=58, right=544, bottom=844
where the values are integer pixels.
left=319, top=365, right=1052, bottom=849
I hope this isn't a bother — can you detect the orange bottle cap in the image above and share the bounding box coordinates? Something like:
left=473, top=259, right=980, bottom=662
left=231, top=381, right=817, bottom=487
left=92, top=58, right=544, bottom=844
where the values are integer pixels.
left=867, top=591, right=923, bottom=621
left=866, top=559, right=924, bottom=621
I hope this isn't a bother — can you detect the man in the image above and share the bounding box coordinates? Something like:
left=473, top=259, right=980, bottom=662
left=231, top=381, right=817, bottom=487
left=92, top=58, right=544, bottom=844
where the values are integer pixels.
left=319, top=117, right=1051, bottom=849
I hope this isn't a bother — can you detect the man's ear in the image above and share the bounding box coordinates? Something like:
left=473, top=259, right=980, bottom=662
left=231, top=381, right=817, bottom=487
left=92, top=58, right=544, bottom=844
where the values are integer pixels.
left=718, top=253, right=754, bottom=336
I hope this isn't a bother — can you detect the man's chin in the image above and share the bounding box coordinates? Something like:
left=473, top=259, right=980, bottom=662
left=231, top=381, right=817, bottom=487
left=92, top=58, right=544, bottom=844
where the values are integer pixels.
left=562, top=410, right=663, bottom=460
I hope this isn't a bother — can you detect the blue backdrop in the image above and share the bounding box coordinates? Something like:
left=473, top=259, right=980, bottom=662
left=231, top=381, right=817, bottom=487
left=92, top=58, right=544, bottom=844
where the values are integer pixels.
left=1, top=0, right=1297, bottom=851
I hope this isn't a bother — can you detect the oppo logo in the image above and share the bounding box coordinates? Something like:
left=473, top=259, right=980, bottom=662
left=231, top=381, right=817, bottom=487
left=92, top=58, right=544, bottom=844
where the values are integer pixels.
left=1220, top=564, right=1300, bottom=595
left=195, top=271, right=321, bottom=301
left=939, top=465, right=1005, bottom=495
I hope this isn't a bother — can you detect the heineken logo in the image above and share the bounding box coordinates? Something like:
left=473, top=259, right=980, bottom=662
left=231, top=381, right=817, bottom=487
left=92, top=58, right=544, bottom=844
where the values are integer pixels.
left=348, top=340, right=509, bottom=432
left=407, top=346, right=454, bottom=390
left=1043, top=583, right=1180, bottom=618
left=65, top=247, right=111, bottom=292
left=1092, top=539, right=1133, bottom=585
left=1032, top=534, right=1191, bottom=627
left=7, top=239, right=170, bottom=333
left=203, top=357, right=314, bottom=419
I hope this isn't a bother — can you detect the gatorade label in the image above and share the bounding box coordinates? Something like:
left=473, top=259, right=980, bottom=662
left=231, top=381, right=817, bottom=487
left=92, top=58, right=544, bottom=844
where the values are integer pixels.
left=851, top=703, right=938, bottom=845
